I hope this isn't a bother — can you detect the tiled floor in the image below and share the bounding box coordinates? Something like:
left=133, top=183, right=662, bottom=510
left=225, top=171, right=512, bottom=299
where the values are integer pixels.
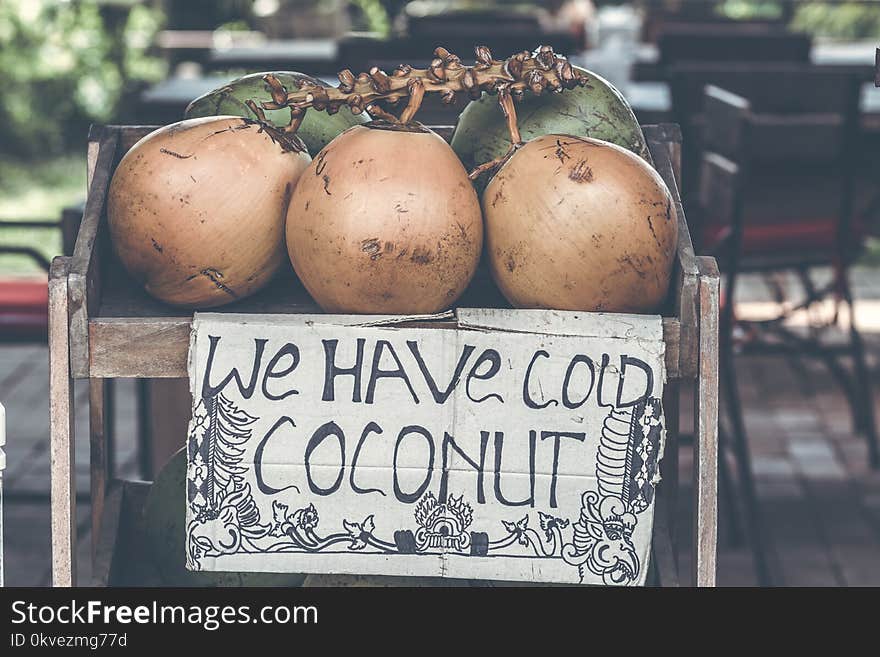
left=675, top=351, right=880, bottom=586
left=3, top=267, right=880, bottom=586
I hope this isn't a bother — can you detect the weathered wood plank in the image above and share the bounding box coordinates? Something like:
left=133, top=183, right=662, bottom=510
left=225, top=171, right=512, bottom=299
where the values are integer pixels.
left=645, top=124, right=699, bottom=379
left=693, top=256, right=719, bottom=587
left=86, top=125, right=104, bottom=193
left=92, top=482, right=123, bottom=587
left=89, top=315, right=683, bottom=378
left=49, top=256, right=76, bottom=586
left=89, top=318, right=192, bottom=378
left=89, top=379, right=108, bottom=567
left=0, top=402, right=5, bottom=586
left=69, top=129, right=120, bottom=379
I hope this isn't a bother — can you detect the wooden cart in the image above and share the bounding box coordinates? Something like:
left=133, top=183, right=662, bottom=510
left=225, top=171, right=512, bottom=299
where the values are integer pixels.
left=48, top=123, right=719, bottom=587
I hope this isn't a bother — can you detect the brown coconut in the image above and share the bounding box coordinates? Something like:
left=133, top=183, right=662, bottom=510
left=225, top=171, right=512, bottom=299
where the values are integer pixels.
left=108, top=116, right=310, bottom=308
left=483, top=134, right=678, bottom=313
left=286, top=122, right=483, bottom=314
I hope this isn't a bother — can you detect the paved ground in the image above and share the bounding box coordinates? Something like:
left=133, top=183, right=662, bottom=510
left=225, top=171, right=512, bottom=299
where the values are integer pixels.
left=3, top=266, right=880, bottom=587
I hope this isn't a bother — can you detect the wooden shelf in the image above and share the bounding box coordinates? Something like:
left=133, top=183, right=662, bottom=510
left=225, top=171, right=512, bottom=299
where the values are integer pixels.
left=49, top=121, right=718, bottom=587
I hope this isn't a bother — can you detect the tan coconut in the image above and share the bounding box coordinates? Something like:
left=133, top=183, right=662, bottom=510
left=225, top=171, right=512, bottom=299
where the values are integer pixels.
left=108, top=116, right=311, bottom=308
left=286, top=121, right=483, bottom=314
left=483, top=134, right=677, bottom=313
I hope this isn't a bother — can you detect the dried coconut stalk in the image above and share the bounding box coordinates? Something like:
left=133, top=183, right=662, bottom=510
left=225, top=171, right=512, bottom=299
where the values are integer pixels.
left=253, top=45, right=590, bottom=178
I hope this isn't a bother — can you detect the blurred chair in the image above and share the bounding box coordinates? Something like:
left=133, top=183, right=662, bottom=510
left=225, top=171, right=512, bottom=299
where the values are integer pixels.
left=647, top=19, right=789, bottom=42
left=689, top=89, right=773, bottom=584
left=692, top=79, right=879, bottom=583
left=669, top=62, right=856, bottom=193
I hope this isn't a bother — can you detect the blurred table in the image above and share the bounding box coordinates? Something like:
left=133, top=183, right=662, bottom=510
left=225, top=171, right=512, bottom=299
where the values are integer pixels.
left=634, top=40, right=880, bottom=82
left=208, top=39, right=339, bottom=75
left=622, top=80, right=880, bottom=133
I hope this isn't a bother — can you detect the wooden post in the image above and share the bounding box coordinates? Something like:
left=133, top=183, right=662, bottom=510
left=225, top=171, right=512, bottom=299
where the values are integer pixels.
left=875, top=48, right=879, bottom=87
left=0, top=402, right=5, bottom=587
left=89, top=379, right=109, bottom=566
left=49, top=256, right=76, bottom=587
left=693, top=256, right=719, bottom=586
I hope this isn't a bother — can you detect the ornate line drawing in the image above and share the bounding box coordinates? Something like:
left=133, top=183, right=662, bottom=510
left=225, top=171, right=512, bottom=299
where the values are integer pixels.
left=185, top=393, right=664, bottom=584
left=561, top=398, right=663, bottom=584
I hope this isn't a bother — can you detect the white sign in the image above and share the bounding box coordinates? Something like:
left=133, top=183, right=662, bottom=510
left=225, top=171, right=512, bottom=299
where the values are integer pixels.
left=185, top=309, right=666, bottom=586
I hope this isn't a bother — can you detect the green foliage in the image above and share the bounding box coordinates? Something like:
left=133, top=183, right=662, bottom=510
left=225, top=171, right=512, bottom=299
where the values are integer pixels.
left=349, top=0, right=392, bottom=37
left=715, top=1, right=784, bottom=20
left=0, top=0, right=166, bottom=158
left=792, top=2, right=880, bottom=40
left=687, top=1, right=880, bottom=38
left=0, top=154, right=86, bottom=273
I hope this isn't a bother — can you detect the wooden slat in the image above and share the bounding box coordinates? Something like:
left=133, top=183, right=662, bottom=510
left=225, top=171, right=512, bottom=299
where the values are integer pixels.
left=89, top=379, right=108, bottom=567
left=49, top=256, right=76, bottom=586
left=92, top=482, right=123, bottom=587
left=89, top=315, right=682, bottom=378
left=69, top=129, right=119, bottom=378
left=0, top=396, right=4, bottom=585
left=645, top=124, right=700, bottom=379
left=693, top=256, right=719, bottom=587
left=86, top=125, right=104, bottom=192
left=89, top=318, right=192, bottom=378
left=663, top=317, right=680, bottom=378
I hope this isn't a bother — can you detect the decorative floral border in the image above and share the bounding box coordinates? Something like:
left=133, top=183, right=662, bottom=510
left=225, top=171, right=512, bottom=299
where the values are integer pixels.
left=185, top=394, right=663, bottom=585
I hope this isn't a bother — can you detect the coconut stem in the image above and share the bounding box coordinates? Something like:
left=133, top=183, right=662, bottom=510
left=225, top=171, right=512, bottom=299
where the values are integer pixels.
left=399, top=78, right=426, bottom=124
left=467, top=143, right=521, bottom=181
left=365, top=104, right=399, bottom=123
left=258, top=44, right=588, bottom=127
left=246, top=98, right=307, bottom=135
left=465, top=88, right=523, bottom=180
left=285, top=107, right=307, bottom=134
left=245, top=98, right=268, bottom=122
left=244, top=99, right=308, bottom=153
left=499, top=88, right=522, bottom=149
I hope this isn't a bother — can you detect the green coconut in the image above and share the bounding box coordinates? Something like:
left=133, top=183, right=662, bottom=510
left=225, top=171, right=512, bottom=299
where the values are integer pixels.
left=451, top=67, right=649, bottom=191
left=142, top=448, right=305, bottom=587
left=185, top=71, right=366, bottom=155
